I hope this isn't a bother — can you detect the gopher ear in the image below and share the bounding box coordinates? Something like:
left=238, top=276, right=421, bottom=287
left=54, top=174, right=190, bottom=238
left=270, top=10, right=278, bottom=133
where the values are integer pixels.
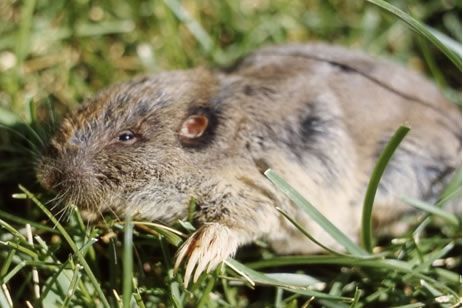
left=179, top=115, right=209, bottom=140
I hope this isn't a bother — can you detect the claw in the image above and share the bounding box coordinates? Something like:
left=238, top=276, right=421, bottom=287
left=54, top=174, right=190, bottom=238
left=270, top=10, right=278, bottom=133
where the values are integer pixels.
left=174, top=223, right=240, bottom=288
left=174, top=232, right=197, bottom=273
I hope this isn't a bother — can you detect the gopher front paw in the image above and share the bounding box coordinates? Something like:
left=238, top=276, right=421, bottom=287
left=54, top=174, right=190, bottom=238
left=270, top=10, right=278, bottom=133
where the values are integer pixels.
left=174, top=223, right=240, bottom=287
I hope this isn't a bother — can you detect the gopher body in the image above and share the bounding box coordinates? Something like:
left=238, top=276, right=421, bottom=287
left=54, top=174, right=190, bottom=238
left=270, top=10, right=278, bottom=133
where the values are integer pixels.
left=37, top=44, right=461, bottom=284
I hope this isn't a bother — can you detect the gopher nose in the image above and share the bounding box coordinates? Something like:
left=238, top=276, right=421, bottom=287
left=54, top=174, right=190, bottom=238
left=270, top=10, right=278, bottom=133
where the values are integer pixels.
left=37, top=159, right=88, bottom=192
left=36, top=144, right=62, bottom=191
left=36, top=144, right=85, bottom=192
left=36, top=157, right=64, bottom=191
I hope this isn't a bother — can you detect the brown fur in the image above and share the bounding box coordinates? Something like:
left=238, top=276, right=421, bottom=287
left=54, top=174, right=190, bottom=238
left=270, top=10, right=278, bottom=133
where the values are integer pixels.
left=36, top=43, right=461, bottom=286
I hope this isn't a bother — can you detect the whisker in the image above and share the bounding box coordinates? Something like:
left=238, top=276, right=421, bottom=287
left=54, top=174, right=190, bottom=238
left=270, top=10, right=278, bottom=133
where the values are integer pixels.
left=56, top=204, right=70, bottom=224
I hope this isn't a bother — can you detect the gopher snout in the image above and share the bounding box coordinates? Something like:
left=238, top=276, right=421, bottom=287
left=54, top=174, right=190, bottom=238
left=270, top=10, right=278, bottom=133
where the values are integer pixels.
left=36, top=143, right=96, bottom=196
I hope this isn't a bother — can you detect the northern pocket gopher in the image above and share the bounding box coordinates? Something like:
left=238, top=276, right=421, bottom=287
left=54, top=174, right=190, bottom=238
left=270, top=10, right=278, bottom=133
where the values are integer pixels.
left=36, top=43, right=461, bottom=286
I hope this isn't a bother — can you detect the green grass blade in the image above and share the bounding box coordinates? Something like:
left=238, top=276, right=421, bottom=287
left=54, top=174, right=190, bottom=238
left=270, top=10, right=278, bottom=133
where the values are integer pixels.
left=0, top=284, right=13, bottom=308
left=367, top=0, right=462, bottom=71
left=320, top=299, right=350, bottom=308
left=436, top=168, right=461, bottom=207
left=0, top=209, right=57, bottom=234
left=0, top=241, right=37, bottom=258
left=133, top=221, right=184, bottom=246
left=402, top=197, right=459, bottom=226
left=361, top=125, right=410, bottom=252
left=0, top=249, right=16, bottom=279
left=40, top=260, right=73, bottom=305
left=169, top=281, right=183, bottom=308
left=419, top=280, right=443, bottom=297
left=132, top=278, right=146, bottom=308
left=0, top=218, right=27, bottom=242
left=416, top=36, right=446, bottom=87
left=225, top=259, right=352, bottom=302
left=349, top=287, right=361, bottom=308
left=163, top=0, right=213, bottom=52
left=420, top=280, right=459, bottom=304
left=197, top=275, right=217, bottom=308
left=276, top=208, right=349, bottom=256
left=248, top=255, right=460, bottom=292
left=404, top=242, right=455, bottom=278
left=426, top=27, right=462, bottom=57
left=61, top=265, right=81, bottom=308
left=70, top=206, right=99, bottom=275
left=0, top=261, right=27, bottom=284
left=391, top=303, right=425, bottom=308
left=246, top=255, right=449, bottom=288
left=264, top=273, right=325, bottom=289
left=122, top=215, right=133, bottom=308
left=264, top=169, right=368, bottom=257
left=18, top=185, right=111, bottom=308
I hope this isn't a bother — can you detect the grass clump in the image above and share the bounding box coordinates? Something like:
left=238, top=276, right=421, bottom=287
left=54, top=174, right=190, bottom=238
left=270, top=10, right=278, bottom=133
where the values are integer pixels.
left=0, top=0, right=461, bottom=307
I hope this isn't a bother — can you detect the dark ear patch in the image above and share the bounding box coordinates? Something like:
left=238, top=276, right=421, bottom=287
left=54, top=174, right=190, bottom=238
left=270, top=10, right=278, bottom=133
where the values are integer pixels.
left=178, top=106, right=219, bottom=148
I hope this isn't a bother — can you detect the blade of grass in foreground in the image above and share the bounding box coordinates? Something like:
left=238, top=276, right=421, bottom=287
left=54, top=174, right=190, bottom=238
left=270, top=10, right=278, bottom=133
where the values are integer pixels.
left=17, top=186, right=111, bottom=308
left=426, top=27, right=462, bottom=57
left=246, top=255, right=460, bottom=295
left=276, top=208, right=350, bottom=256
left=436, top=168, right=461, bottom=207
left=61, top=264, right=81, bottom=307
left=133, top=221, right=184, bottom=246
left=361, top=125, right=409, bottom=253
left=123, top=215, right=134, bottom=308
left=225, top=259, right=352, bottom=302
left=401, top=197, right=459, bottom=226
left=367, top=0, right=462, bottom=71
left=264, top=170, right=368, bottom=257
left=391, top=303, right=425, bottom=308
left=0, top=285, right=12, bottom=308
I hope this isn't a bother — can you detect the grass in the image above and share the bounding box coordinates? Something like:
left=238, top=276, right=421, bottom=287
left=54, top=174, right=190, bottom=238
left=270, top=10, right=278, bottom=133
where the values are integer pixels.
left=0, top=0, right=461, bottom=307
left=361, top=125, right=410, bottom=253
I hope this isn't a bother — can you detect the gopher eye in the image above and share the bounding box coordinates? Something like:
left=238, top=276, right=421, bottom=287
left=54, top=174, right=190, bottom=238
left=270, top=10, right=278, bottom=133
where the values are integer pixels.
left=116, top=130, right=137, bottom=144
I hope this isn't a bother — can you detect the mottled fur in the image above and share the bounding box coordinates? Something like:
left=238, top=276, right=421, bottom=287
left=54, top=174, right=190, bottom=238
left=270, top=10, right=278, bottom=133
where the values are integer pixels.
left=36, top=43, right=461, bottom=286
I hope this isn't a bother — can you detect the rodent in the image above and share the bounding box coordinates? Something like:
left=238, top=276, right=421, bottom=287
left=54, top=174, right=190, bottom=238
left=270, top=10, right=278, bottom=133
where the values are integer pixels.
left=36, top=43, right=461, bottom=286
